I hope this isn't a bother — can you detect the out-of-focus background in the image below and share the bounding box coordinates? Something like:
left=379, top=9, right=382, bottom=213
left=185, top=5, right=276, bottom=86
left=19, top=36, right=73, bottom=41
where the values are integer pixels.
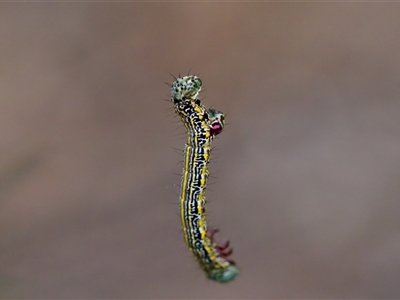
left=1, top=3, right=400, bottom=298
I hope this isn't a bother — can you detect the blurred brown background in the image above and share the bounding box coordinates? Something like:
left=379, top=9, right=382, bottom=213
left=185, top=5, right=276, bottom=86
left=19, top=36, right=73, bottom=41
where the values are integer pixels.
left=1, top=2, right=400, bottom=299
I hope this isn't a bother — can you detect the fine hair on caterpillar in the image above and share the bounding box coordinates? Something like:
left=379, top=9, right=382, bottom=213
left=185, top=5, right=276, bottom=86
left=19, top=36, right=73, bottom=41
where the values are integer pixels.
left=170, top=74, right=238, bottom=283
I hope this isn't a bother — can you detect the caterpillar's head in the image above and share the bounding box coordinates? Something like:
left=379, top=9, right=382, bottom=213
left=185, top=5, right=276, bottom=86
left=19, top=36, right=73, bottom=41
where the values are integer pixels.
left=208, top=108, right=225, bottom=137
left=171, top=75, right=202, bottom=103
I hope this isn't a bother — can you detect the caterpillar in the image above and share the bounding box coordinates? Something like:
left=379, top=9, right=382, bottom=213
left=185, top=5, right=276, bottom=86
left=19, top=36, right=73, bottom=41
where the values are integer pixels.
left=170, top=75, right=239, bottom=283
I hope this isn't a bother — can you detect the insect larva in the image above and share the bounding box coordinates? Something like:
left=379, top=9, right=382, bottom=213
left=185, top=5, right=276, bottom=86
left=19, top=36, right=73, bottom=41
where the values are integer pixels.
left=170, top=75, right=238, bottom=283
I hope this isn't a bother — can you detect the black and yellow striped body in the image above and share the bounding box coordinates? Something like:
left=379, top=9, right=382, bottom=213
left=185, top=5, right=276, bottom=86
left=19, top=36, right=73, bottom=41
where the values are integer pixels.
left=171, top=76, right=238, bottom=283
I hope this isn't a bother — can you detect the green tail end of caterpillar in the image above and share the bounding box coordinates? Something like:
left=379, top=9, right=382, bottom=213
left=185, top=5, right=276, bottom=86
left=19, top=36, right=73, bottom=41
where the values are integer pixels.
left=207, top=266, right=239, bottom=283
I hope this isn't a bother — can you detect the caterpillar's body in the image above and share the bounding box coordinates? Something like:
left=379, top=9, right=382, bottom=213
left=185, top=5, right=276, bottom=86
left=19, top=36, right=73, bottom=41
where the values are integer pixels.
left=171, top=75, right=238, bottom=283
